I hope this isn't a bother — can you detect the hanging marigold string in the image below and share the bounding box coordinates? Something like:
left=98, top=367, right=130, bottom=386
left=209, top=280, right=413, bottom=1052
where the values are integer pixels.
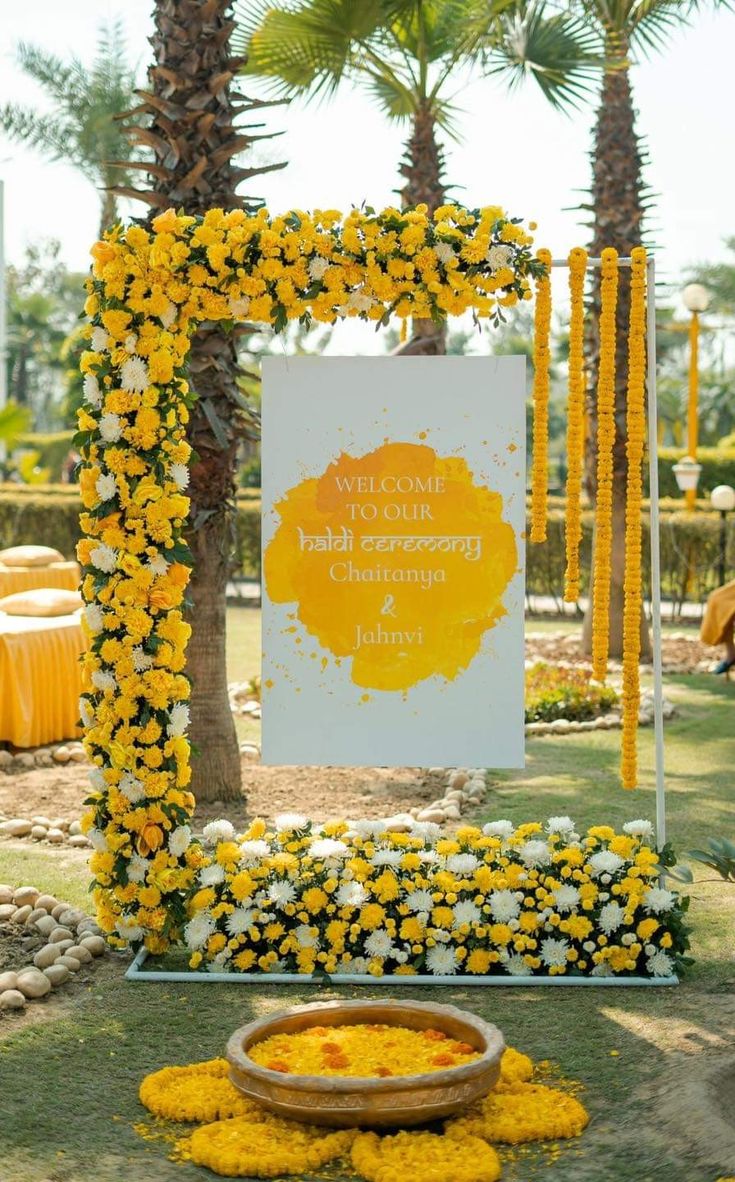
left=530, top=248, right=552, bottom=543
left=621, top=247, right=648, bottom=788
left=564, top=247, right=588, bottom=601
left=591, top=247, right=619, bottom=681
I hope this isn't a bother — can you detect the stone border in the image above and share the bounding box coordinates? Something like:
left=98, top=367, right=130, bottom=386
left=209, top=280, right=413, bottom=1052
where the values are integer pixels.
left=0, top=740, right=87, bottom=775
left=0, top=815, right=90, bottom=847
left=525, top=691, right=676, bottom=737
left=0, top=884, right=106, bottom=1013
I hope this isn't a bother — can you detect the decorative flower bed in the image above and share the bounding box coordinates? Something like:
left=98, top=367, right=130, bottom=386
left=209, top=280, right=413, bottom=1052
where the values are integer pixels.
left=174, top=815, right=689, bottom=980
left=525, top=662, right=619, bottom=724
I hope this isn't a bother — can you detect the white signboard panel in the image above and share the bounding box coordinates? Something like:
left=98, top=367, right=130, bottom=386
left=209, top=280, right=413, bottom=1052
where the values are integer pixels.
left=261, top=356, right=525, bottom=767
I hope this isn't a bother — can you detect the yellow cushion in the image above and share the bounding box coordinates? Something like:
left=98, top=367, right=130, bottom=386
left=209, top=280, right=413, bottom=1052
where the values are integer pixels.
left=0, top=588, right=83, bottom=617
left=0, top=544, right=65, bottom=568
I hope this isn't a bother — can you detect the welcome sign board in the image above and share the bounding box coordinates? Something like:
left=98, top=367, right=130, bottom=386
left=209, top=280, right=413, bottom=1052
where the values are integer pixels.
left=261, top=356, right=525, bottom=767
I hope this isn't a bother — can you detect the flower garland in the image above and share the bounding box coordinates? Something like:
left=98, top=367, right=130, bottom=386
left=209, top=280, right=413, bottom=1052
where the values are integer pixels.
left=76, top=203, right=539, bottom=952
left=530, top=248, right=553, bottom=543
left=352, top=1130, right=502, bottom=1182
left=445, top=1081, right=589, bottom=1144
left=138, top=1059, right=264, bottom=1123
left=185, top=1115, right=355, bottom=1177
left=621, top=248, right=648, bottom=788
left=564, top=247, right=588, bottom=601
left=591, top=247, right=619, bottom=680
left=179, top=814, right=688, bottom=979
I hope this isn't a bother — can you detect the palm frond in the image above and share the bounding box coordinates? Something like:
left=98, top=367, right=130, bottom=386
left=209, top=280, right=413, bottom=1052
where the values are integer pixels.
left=0, top=105, right=80, bottom=164
left=484, top=2, right=602, bottom=110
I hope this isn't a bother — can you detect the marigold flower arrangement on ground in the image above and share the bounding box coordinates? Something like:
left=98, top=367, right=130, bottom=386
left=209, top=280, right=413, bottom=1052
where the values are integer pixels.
left=138, top=1041, right=587, bottom=1179
left=75, top=202, right=541, bottom=952
left=180, top=814, right=689, bottom=979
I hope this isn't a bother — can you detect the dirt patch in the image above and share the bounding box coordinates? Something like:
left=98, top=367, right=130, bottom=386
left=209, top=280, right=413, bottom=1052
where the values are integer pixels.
left=653, top=1054, right=735, bottom=1175
left=0, top=923, right=46, bottom=974
left=0, top=759, right=460, bottom=831
left=526, top=630, right=714, bottom=673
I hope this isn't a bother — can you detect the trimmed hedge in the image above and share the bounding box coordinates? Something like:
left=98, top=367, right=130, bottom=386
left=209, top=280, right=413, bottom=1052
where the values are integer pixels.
left=656, top=447, right=735, bottom=499
left=1, top=486, right=732, bottom=603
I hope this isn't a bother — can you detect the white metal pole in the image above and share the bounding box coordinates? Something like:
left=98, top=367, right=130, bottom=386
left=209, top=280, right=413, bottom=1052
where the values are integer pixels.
left=645, top=256, right=667, bottom=847
left=0, top=179, right=7, bottom=467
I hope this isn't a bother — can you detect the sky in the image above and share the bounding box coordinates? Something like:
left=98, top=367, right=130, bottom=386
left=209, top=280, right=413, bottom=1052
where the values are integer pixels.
left=1, top=0, right=733, bottom=354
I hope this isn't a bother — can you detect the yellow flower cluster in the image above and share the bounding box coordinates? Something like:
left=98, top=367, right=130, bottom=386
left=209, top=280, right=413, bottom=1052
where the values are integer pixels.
left=248, top=1023, right=481, bottom=1077
left=564, top=247, right=588, bottom=601
left=76, top=202, right=538, bottom=950
left=446, top=1081, right=589, bottom=1144
left=621, top=248, right=648, bottom=789
left=183, top=815, right=686, bottom=980
left=184, top=1115, right=355, bottom=1178
left=530, top=249, right=553, bottom=543
left=352, top=1130, right=502, bottom=1182
left=591, top=247, right=619, bottom=681
left=138, top=1058, right=263, bottom=1122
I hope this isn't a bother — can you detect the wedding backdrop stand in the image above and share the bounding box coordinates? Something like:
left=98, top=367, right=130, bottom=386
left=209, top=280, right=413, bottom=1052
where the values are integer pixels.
left=127, top=251, right=674, bottom=987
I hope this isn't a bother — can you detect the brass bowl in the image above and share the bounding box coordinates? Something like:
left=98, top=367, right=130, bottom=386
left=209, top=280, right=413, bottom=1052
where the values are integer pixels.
left=226, top=998, right=504, bottom=1128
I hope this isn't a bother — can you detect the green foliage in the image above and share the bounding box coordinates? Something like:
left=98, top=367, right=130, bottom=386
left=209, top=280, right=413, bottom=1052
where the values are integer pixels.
left=669, top=837, right=735, bottom=885
left=656, top=446, right=735, bottom=498
left=0, top=485, right=81, bottom=558
left=524, top=661, right=618, bottom=723
left=15, top=431, right=76, bottom=481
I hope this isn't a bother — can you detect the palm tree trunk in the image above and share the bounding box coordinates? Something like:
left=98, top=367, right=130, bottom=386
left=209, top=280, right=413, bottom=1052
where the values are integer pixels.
left=98, top=188, right=117, bottom=238
left=111, top=0, right=281, bottom=802
left=398, top=100, right=447, bottom=356
left=582, top=33, right=652, bottom=660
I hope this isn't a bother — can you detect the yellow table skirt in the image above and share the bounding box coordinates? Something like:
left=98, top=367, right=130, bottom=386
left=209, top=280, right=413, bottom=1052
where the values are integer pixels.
left=0, top=613, right=85, bottom=747
left=0, top=562, right=80, bottom=599
left=700, top=580, right=735, bottom=647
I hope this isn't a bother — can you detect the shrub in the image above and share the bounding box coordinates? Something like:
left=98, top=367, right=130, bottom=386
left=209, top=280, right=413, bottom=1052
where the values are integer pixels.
left=525, top=663, right=619, bottom=723
left=656, top=447, right=735, bottom=498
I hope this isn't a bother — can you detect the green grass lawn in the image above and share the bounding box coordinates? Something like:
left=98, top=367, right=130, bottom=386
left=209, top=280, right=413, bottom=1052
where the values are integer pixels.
left=1, top=650, right=733, bottom=1181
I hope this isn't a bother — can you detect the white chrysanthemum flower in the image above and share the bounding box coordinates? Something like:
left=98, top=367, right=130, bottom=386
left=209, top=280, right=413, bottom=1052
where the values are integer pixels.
left=590, top=962, right=613, bottom=977
left=433, top=241, right=455, bottom=265
left=642, top=887, right=675, bottom=914
left=267, top=880, right=297, bottom=908
left=91, top=670, right=116, bottom=693
left=169, top=462, right=190, bottom=490
left=124, top=334, right=138, bottom=353
left=419, top=849, right=440, bottom=866
left=488, top=889, right=521, bottom=924
left=334, top=956, right=367, bottom=976
left=83, top=373, right=102, bottom=407
left=623, top=819, right=654, bottom=839
left=169, top=826, right=192, bottom=857
left=647, top=950, right=675, bottom=977
left=588, top=850, right=625, bottom=878
left=226, top=907, right=257, bottom=936
left=126, top=855, right=149, bottom=884
left=406, top=889, right=434, bottom=913
left=202, top=819, right=236, bottom=846
left=541, top=937, right=570, bottom=967
left=199, top=863, right=226, bottom=887
left=116, top=918, right=144, bottom=942
left=263, top=958, right=286, bottom=974
left=364, top=931, right=394, bottom=959
left=547, top=816, right=576, bottom=835
left=88, top=767, right=105, bottom=791
left=598, top=901, right=625, bottom=934
left=502, top=953, right=529, bottom=977
left=167, top=703, right=190, bottom=737
left=147, top=553, right=170, bottom=576
left=85, top=604, right=104, bottom=634
left=350, top=819, right=387, bottom=839
left=228, top=296, right=251, bottom=317
left=309, top=838, right=349, bottom=861
left=79, top=697, right=94, bottom=728
left=519, top=840, right=551, bottom=867
left=371, top=849, right=403, bottom=867
left=426, top=945, right=459, bottom=975
left=91, top=326, right=109, bottom=353
left=295, top=924, right=319, bottom=948
left=99, top=413, right=123, bottom=443
left=552, top=885, right=581, bottom=913
left=119, top=772, right=146, bottom=803
left=160, top=301, right=177, bottom=329
left=184, top=912, right=216, bottom=950
left=240, top=839, right=270, bottom=863
left=120, top=355, right=150, bottom=393
left=275, top=813, right=309, bottom=832
left=452, top=900, right=481, bottom=929
left=87, top=828, right=107, bottom=852
left=446, top=853, right=479, bottom=876
left=346, top=287, right=374, bottom=313
left=95, top=473, right=117, bottom=502
left=486, top=244, right=513, bottom=272
left=307, top=256, right=330, bottom=280
left=90, top=544, right=117, bottom=573
left=483, top=820, right=515, bottom=839
left=132, top=647, right=154, bottom=672
left=411, top=821, right=441, bottom=842
left=335, top=881, right=366, bottom=907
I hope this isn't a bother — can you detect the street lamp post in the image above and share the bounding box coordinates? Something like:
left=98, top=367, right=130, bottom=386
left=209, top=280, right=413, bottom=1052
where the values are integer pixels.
left=710, top=484, right=735, bottom=587
left=681, top=283, right=710, bottom=511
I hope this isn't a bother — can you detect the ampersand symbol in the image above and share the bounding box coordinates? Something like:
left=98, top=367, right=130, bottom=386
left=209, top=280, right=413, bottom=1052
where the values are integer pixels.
left=380, top=594, right=397, bottom=617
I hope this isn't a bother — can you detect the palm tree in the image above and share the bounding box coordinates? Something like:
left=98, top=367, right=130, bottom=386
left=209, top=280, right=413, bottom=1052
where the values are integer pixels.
left=576, top=0, right=731, bottom=659
left=235, top=0, right=599, bottom=352
left=110, top=0, right=284, bottom=804
left=0, top=22, right=142, bottom=237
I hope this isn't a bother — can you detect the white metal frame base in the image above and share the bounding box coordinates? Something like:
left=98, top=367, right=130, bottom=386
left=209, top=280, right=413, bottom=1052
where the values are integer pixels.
left=125, top=948, right=677, bottom=987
